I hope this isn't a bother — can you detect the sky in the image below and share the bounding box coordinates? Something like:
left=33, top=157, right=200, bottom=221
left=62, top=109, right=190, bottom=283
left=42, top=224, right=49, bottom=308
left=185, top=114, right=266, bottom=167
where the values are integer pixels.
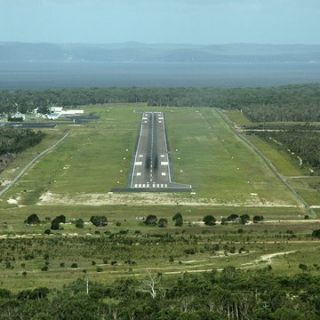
left=0, top=0, right=320, bottom=44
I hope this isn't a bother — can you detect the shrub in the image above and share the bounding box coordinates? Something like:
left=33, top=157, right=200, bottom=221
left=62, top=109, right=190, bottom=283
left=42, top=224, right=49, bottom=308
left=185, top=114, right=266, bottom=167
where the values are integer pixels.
left=299, top=263, right=308, bottom=272
left=0, top=288, right=12, bottom=299
left=24, top=214, right=40, bottom=225
left=158, top=218, right=168, bottom=228
left=203, top=215, right=216, bottom=226
left=253, top=215, right=264, bottom=223
left=75, top=218, right=84, bottom=229
left=227, top=214, right=239, bottom=222
left=312, top=229, right=320, bottom=238
left=44, top=229, right=51, bottom=235
left=51, top=215, right=66, bottom=230
left=240, top=214, right=250, bottom=224
left=71, top=263, right=78, bottom=268
left=184, top=248, right=196, bottom=255
left=144, top=215, right=158, bottom=226
left=90, top=216, right=108, bottom=227
left=172, top=212, right=183, bottom=226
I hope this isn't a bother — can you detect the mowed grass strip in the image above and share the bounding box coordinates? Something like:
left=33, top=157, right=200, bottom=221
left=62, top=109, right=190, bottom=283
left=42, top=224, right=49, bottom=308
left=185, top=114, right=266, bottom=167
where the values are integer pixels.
left=167, top=107, right=298, bottom=204
left=3, top=106, right=141, bottom=204
left=246, top=135, right=305, bottom=177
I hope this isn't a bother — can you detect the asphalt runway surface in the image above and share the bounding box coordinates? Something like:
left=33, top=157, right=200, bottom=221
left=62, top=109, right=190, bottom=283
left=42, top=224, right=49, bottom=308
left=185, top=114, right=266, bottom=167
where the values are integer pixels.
left=126, top=112, right=191, bottom=192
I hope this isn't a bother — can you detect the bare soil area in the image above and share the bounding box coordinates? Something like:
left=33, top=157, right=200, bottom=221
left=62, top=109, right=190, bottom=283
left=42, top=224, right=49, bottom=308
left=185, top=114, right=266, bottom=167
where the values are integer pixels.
left=37, top=191, right=299, bottom=208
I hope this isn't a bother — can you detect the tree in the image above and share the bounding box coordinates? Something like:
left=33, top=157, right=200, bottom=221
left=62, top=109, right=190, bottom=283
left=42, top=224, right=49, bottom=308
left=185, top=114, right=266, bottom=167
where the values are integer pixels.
left=253, top=215, right=264, bottom=223
left=312, top=229, right=320, bottom=238
left=298, top=263, right=308, bottom=272
left=51, top=215, right=66, bottom=230
left=172, top=212, right=183, bottom=227
left=138, top=271, right=163, bottom=299
left=90, top=216, right=108, bottom=227
left=24, top=213, right=40, bottom=225
left=75, top=218, right=84, bottom=229
left=240, top=214, right=250, bottom=224
left=227, top=214, right=239, bottom=222
left=271, top=307, right=305, bottom=320
left=158, top=218, right=168, bottom=228
left=203, top=215, right=216, bottom=226
left=144, top=215, right=158, bottom=226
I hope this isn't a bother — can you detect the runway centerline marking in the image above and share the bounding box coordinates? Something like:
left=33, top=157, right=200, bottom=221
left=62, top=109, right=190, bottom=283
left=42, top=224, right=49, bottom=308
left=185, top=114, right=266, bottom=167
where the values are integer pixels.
left=126, top=111, right=192, bottom=192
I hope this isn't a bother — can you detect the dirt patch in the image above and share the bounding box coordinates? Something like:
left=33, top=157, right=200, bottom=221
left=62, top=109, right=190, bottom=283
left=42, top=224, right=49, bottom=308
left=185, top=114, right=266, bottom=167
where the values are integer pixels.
left=0, top=180, right=11, bottom=187
left=7, top=198, right=18, bottom=205
left=38, top=191, right=298, bottom=208
left=242, top=250, right=296, bottom=267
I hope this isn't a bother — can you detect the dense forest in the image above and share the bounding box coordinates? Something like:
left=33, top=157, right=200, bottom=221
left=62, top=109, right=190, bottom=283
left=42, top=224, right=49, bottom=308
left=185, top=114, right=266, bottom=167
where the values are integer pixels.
left=0, top=128, right=44, bottom=156
left=1, top=84, right=320, bottom=121
left=0, top=270, right=319, bottom=320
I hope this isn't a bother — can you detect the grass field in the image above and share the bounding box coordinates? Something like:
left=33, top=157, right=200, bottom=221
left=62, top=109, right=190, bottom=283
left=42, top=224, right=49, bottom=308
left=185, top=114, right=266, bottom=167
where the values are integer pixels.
left=0, top=105, right=300, bottom=212
left=225, top=110, right=320, bottom=209
left=0, top=104, right=320, bottom=290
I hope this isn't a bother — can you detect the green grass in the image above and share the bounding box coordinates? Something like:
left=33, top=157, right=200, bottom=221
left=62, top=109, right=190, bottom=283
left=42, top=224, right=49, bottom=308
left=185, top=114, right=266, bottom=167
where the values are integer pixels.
left=287, top=177, right=320, bottom=206
left=0, top=103, right=312, bottom=238
left=0, top=105, right=298, bottom=212
left=167, top=108, right=297, bottom=204
left=224, top=110, right=252, bottom=126
left=246, top=135, right=305, bottom=177
left=0, top=104, right=320, bottom=291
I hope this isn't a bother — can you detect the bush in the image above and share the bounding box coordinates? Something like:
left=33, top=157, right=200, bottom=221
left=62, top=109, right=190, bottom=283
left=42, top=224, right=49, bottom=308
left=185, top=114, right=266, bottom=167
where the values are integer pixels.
left=144, top=215, right=158, bottom=226
left=253, top=215, right=264, bottom=223
left=90, top=216, right=108, bottom=227
left=75, top=218, right=84, bottom=229
left=172, top=212, right=183, bottom=227
left=158, top=218, right=168, bottom=228
left=184, top=248, right=196, bottom=255
left=24, top=214, right=40, bottom=225
left=51, top=220, right=60, bottom=230
left=0, top=288, right=12, bottom=299
left=44, top=229, right=51, bottom=235
left=312, top=229, right=320, bottom=238
left=227, top=214, right=239, bottom=222
left=203, top=215, right=216, bottom=226
left=240, top=214, right=250, bottom=224
left=51, top=215, right=66, bottom=230
left=71, top=263, right=78, bottom=268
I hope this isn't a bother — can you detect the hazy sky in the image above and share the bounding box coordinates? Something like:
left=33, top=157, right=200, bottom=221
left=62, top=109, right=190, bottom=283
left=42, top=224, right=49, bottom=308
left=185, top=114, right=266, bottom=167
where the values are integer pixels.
left=1, top=0, right=319, bottom=44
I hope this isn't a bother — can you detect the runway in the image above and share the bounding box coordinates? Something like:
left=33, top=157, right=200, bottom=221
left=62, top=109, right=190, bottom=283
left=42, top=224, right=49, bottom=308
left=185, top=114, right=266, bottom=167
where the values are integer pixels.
left=123, top=112, right=191, bottom=192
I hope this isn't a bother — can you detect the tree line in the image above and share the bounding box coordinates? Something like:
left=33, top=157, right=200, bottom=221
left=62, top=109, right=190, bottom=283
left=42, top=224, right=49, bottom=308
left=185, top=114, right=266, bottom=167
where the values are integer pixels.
left=0, top=128, right=45, bottom=156
left=0, top=269, right=319, bottom=319
left=1, top=84, right=320, bottom=122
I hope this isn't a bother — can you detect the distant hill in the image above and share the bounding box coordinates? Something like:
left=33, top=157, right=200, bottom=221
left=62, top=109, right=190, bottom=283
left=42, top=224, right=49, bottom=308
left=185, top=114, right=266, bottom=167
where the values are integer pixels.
left=1, top=42, right=320, bottom=64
